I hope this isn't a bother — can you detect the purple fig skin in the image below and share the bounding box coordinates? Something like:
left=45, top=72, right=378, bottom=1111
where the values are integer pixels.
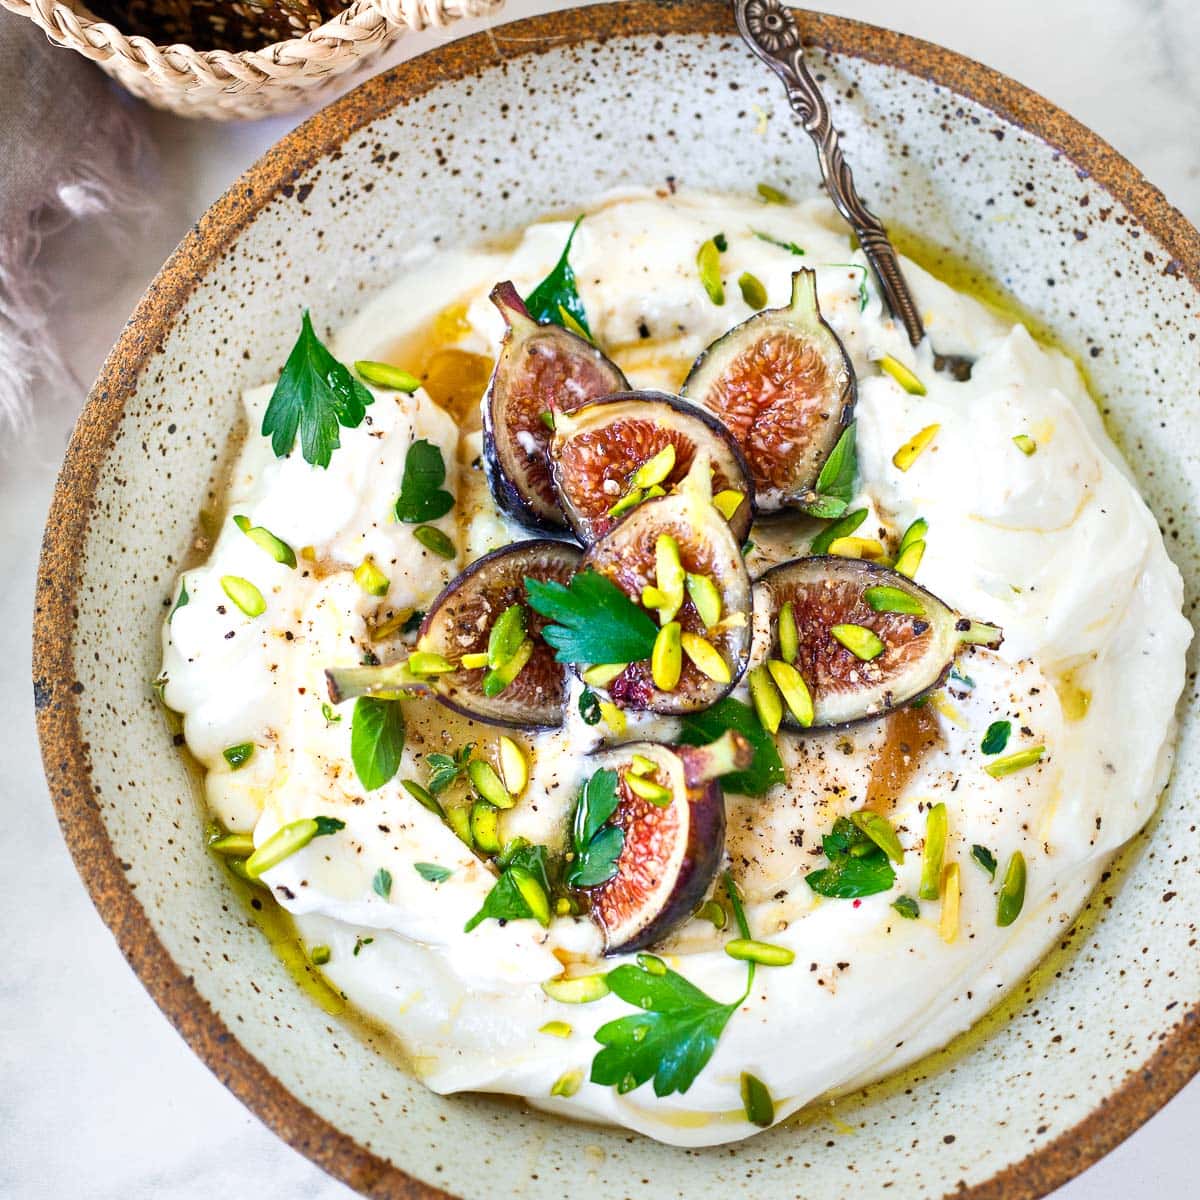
left=482, top=281, right=628, bottom=534
left=587, top=736, right=751, bottom=954
left=549, top=390, right=757, bottom=544
left=416, top=538, right=582, bottom=729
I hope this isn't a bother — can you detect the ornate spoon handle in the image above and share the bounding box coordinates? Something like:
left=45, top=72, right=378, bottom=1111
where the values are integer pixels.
left=733, top=0, right=925, bottom=349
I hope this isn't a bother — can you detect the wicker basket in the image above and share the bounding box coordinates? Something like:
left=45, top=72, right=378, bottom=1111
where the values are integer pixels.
left=0, top=0, right=505, bottom=119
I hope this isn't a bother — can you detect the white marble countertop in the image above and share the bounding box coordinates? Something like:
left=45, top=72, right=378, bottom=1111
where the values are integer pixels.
left=2, top=1, right=1197, bottom=1196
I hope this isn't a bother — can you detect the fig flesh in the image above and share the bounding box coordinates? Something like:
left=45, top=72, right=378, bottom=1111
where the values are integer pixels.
left=550, top=390, right=756, bottom=544
left=752, top=557, right=1002, bottom=728
left=326, top=540, right=581, bottom=729
left=580, top=456, right=753, bottom=714
left=682, top=268, right=855, bottom=512
left=586, top=732, right=751, bottom=954
left=482, top=282, right=628, bottom=532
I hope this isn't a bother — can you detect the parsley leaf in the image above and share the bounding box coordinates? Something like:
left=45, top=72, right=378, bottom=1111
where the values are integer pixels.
left=464, top=843, right=551, bottom=932
left=751, top=229, right=805, bottom=256
left=372, top=868, right=393, bottom=899
left=415, top=862, right=452, bottom=883
left=351, top=697, right=406, bottom=791
left=805, top=816, right=896, bottom=898
left=426, top=743, right=474, bottom=794
left=892, top=895, right=920, bottom=919
left=981, top=720, right=1012, bottom=755
left=678, top=698, right=784, bottom=797
left=394, top=439, right=455, bottom=524
left=578, top=688, right=602, bottom=726
left=261, top=311, right=374, bottom=469
left=565, top=768, right=624, bottom=888
left=525, top=216, right=592, bottom=337
left=525, top=570, right=658, bottom=665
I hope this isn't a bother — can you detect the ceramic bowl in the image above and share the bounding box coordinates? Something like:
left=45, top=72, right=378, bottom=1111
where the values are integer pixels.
left=33, top=4, right=1200, bottom=1197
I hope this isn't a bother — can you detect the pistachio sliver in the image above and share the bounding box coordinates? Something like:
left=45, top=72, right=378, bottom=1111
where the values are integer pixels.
left=850, top=810, right=905, bottom=864
left=892, top=423, right=940, bottom=471
left=541, top=973, right=611, bottom=1004
left=984, top=745, right=1046, bottom=778
left=918, top=803, right=948, bottom=900
left=598, top=700, right=627, bottom=734
left=581, top=662, right=627, bottom=688
left=938, top=862, right=961, bottom=944
left=724, top=938, right=795, bottom=967
left=712, top=489, right=745, bottom=521
left=627, top=753, right=657, bottom=777
left=232, top=515, right=296, bottom=567
left=607, top=487, right=645, bottom=519
left=748, top=664, right=784, bottom=734
left=355, top=360, right=421, bottom=392
left=893, top=540, right=926, bottom=578
left=309, top=945, right=332, bottom=966
left=539, top=1020, right=572, bottom=1038
left=828, top=535, right=886, bottom=561
left=498, top=735, right=529, bottom=796
left=738, top=271, right=768, bottom=310
left=632, top=444, right=676, bottom=489
left=680, top=632, right=731, bottom=683
left=756, top=182, right=789, bottom=204
left=831, top=623, right=884, bottom=661
left=897, top=517, right=928, bottom=555
left=695, top=899, right=728, bottom=929
left=245, top=815, right=345, bottom=878
left=1012, top=433, right=1037, bottom=455
left=811, top=506, right=868, bottom=556
left=879, top=354, right=928, bottom=396
left=685, top=572, right=722, bottom=629
left=509, top=865, right=551, bottom=927
left=222, top=742, right=254, bottom=770
left=459, top=652, right=490, bottom=670
left=414, top=525, right=456, bottom=559
left=740, top=1072, right=775, bottom=1128
left=209, top=831, right=255, bottom=856
left=445, top=804, right=473, bottom=847
left=654, top=534, right=685, bottom=623
left=767, top=659, right=814, bottom=727
left=470, top=801, right=502, bottom=854
left=482, top=638, right=534, bottom=697
left=402, top=778, right=445, bottom=818
left=220, top=575, right=266, bottom=618
left=354, top=557, right=390, bottom=597
left=550, top=1069, right=584, bottom=1098
left=996, top=851, right=1027, bottom=926
left=777, top=600, right=799, bottom=664
left=407, top=650, right=456, bottom=677
left=468, top=758, right=514, bottom=809
left=696, top=237, right=725, bottom=305
left=864, top=585, right=925, bottom=616
left=625, top=772, right=673, bottom=807
left=651, top=621, right=683, bottom=692
left=487, top=602, right=526, bottom=669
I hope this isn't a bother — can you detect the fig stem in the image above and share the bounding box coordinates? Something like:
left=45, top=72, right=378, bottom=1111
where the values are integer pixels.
left=325, top=663, right=427, bottom=704
left=683, top=730, right=753, bottom=786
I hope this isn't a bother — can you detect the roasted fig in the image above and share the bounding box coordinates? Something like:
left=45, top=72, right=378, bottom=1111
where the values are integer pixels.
left=326, top=540, right=581, bottom=729
left=482, top=282, right=628, bottom=532
left=586, top=732, right=751, bottom=953
left=580, top=455, right=753, bottom=714
left=752, top=557, right=1002, bottom=728
left=682, top=268, right=854, bottom=512
left=550, top=390, right=756, bottom=544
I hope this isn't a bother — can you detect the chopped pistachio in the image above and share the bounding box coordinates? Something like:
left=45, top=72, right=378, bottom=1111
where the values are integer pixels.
left=1013, top=433, right=1037, bottom=456
left=353, top=557, right=390, bottom=597
left=539, top=1020, right=572, bottom=1038
left=468, top=759, right=514, bottom=809
left=725, top=938, right=795, bottom=967
left=696, top=238, right=725, bottom=305
left=370, top=608, right=415, bottom=642
left=402, top=778, right=445, bottom=818
left=407, top=650, right=456, bottom=676
left=748, top=664, right=784, bottom=734
left=651, top=621, right=683, bottom=692
left=996, top=851, right=1027, bottom=926
left=879, top=354, right=928, bottom=396
left=581, top=662, right=627, bottom=688
left=445, top=804, right=473, bottom=847
left=777, top=601, right=799, bottom=664
left=550, top=1069, right=584, bottom=1098
left=811, top=507, right=868, bottom=556
left=740, top=1072, right=775, bottom=1128
left=850, top=810, right=905, bottom=864
left=938, top=862, right=961, bottom=943
left=487, top=603, right=526, bottom=669
left=712, top=489, right=745, bottom=521
left=414, top=525, right=456, bottom=559
left=542, top=973, right=611, bottom=1004
left=628, top=753, right=657, bottom=777
left=598, top=699, right=627, bottom=734
left=897, top=517, right=928, bottom=555
left=625, top=772, right=673, bottom=807
left=222, top=742, right=254, bottom=770
left=482, top=638, right=534, bottom=697
left=865, top=585, right=924, bottom=616
left=509, top=866, right=551, bottom=927
left=918, top=803, right=948, bottom=900
left=309, top=944, right=332, bottom=966
left=245, top=815, right=345, bottom=878
left=680, top=632, right=731, bottom=683
left=827, top=535, right=887, bottom=560
left=654, top=534, right=685, bottom=623
left=756, top=182, right=789, bottom=204
left=831, top=623, right=884, bottom=661
left=695, top=899, right=728, bottom=929
left=470, top=801, right=502, bottom=854
left=738, top=271, right=768, bottom=310
left=220, top=575, right=266, bottom=618
left=460, top=651, right=490, bottom=669
left=232, top=515, right=296, bottom=567
left=767, top=659, right=814, bottom=727
left=607, top=486, right=645, bottom=519
left=539, top=410, right=556, bottom=431
left=354, top=359, right=421, bottom=392
left=554, top=897, right=575, bottom=917
left=685, top=572, right=722, bottom=629
left=892, top=423, right=940, bottom=471
left=209, top=831, right=255, bottom=856
left=498, top=736, right=529, bottom=796
left=984, top=745, right=1046, bottom=778
left=893, top=539, right=926, bottom=578
left=632, top=444, right=676, bottom=489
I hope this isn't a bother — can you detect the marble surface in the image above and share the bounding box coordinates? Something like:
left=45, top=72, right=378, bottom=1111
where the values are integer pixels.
left=2, top=1, right=1197, bottom=1196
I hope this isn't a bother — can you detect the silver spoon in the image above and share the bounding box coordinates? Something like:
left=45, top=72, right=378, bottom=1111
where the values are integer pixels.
left=733, top=0, right=973, bottom=381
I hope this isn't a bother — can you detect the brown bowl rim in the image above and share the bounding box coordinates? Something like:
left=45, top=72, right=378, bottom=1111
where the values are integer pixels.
left=32, top=3, right=1200, bottom=1198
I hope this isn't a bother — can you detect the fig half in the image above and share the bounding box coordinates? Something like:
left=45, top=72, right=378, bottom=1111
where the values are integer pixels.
left=581, top=455, right=753, bottom=714
left=753, top=557, right=1003, bottom=728
left=682, top=268, right=855, bottom=512
left=482, top=282, right=628, bottom=532
left=586, top=732, right=751, bottom=954
left=550, top=390, right=756, bottom=544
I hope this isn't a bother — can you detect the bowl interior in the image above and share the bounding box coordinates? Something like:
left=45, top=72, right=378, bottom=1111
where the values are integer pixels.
left=36, top=6, right=1200, bottom=1198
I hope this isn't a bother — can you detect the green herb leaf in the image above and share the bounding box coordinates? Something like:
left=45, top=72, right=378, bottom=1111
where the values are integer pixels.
left=578, top=687, right=602, bottom=726
left=981, top=720, right=1012, bottom=756
left=828, top=263, right=869, bottom=311
left=812, top=422, right=857, bottom=504
left=525, top=570, right=658, bottom=665
left=464, top=843, right=551, bottom=932
left=591, top=961, right=741, bottom=1098
left=713, top=232, right=728, bottom=252
left=892, top=895, right=920, bottom=919
left=353, top=935, right=374, bottom=956
left=312, top=815, right=347, bottom=837
left=971, top=844, right=998, bottom=880
left=566, top=768, right=624, bottom=888
left=169, top=579, right=189, bottom=621
left=811, top=507, right=868, bottom=555
left=261, top=311, right=374, bottom=468
left=426, top=743, right=474, bottom=795
left=351, top=697, right=406, bottom=791
left=805, top=816, right=896, bottom=899
left=415, top=862, right=452, bottom=883
left=372, top=867, right=393, bottom=899
left=394, top=439, right=455, bottom=524
left=751, top=229, right=805, bottom=256
left=222, top=742, right=254, bottom=770
left=678, top=698, right=784, bottom=797
left=525, top=216, right=591, bottom=337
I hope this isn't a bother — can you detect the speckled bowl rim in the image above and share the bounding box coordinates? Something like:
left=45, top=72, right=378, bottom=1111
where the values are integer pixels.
left=32, top=3, right=1200, bottom=1198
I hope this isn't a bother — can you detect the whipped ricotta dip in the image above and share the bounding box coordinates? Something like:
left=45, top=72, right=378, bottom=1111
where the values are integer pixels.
left=160, top=188, right=1191, bottom=1146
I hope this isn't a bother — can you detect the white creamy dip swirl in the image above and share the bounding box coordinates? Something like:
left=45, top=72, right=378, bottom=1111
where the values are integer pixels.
left=161, top=189, right=1190, bottom=1146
